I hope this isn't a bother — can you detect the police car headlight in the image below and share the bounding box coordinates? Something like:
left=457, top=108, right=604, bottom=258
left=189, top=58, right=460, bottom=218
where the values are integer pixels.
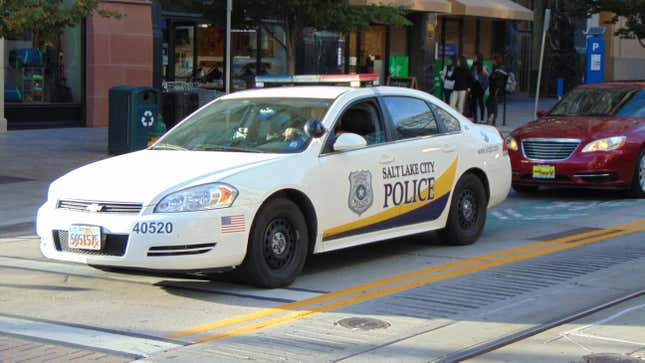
left=154, top=183, right=238, bottom=213
left=582, top=136, right=626, bottom=153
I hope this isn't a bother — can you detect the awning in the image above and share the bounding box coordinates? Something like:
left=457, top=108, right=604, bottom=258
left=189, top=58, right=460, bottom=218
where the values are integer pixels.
left=449, top=0, right=533, bottom=21
left=349, top=0, right=451, bottom=13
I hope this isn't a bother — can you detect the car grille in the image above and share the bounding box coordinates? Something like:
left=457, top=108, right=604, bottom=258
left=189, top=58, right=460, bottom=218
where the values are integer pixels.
left=147, top=243, right=217, bottom=257
left=522, top=139, right=580, bottom=161
left=53, top=230, right=128, bottom=256
left=57, top=200, right=143, bottom=214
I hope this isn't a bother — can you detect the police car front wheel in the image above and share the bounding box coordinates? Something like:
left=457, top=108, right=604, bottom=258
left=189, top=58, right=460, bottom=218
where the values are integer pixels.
left=439, top=173, right=487, bottom=245
left=239, top=198, right=309, bottom=288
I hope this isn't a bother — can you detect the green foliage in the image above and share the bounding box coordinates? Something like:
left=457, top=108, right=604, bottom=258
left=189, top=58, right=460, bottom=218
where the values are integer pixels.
left=0, top=0, right=122, bottom=43
left=566, top=0, right=645, bottom=46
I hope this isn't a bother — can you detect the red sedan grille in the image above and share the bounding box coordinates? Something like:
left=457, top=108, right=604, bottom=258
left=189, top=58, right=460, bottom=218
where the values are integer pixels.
left=522, top=139, right=580, bottom=161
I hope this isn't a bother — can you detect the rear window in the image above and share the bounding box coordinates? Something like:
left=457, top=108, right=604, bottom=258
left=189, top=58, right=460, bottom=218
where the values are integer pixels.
left=550, top=87, right=642, bottom=117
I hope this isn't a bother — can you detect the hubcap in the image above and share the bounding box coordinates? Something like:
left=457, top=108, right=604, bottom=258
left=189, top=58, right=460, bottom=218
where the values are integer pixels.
left=263, top=218, right=295, bottom=270
left=640, top=154, right=645, bottom=191
left=458, top=190, right=477, bottom=229
left=271, top=232, right=288, bottom=255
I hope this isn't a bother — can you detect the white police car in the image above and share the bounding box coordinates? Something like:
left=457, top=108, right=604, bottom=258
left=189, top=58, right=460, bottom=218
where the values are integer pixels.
left=37, top=86, right=511, bottom=288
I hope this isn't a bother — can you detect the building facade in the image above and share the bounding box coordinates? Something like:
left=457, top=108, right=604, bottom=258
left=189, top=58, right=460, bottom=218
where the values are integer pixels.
left=24, top=0, right=645, bottom=130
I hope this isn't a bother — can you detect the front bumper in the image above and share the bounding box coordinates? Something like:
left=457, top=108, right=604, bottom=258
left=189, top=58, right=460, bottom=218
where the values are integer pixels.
left=510, top=149, right=634, bottom=189
left=36, top=201, right=250, bottom=271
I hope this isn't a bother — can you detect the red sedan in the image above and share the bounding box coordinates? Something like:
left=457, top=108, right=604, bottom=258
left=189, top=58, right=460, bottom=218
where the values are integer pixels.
left=507, top=81, right=645, bottom=197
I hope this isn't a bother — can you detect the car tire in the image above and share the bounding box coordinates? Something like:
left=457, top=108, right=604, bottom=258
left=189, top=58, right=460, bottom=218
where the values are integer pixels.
left=438, top=173, right=487, bottom=245
left=238, top=198, right=309, bottom=288
left=512, top=184, right=539, bottom=193
left=631, top=149, right=645, bottom=198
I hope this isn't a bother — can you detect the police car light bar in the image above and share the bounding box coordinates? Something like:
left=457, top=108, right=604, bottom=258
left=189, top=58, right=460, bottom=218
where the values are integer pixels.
left=255, top=73, right=380, bottom=88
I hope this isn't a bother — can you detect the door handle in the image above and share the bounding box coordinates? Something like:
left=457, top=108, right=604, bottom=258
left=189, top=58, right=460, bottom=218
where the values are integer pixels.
left=441, top=144, right=457, bottom=153
left=380, top=154, right=395, bottom=164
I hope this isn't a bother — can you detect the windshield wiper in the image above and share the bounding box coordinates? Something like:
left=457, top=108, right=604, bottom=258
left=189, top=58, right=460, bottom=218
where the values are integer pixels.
left=194, top=145, right=264, bottom=153
left=149, top=144, right=188, bottom=151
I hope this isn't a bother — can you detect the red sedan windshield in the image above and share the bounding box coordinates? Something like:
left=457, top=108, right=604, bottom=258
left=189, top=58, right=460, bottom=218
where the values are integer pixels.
left=550, top=88, right=644, bottom=117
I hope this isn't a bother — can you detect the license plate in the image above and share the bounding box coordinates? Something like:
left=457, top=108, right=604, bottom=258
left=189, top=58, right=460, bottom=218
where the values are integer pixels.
left=532, top=165, right=555, bottom=179
left=68, top=225, right=102, bottom=250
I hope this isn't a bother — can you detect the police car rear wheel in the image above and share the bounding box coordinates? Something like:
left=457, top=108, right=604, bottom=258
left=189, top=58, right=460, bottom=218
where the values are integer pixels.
left=439, top=173, right=487, bottom=245
left=240, top=198, right=308, bottom=288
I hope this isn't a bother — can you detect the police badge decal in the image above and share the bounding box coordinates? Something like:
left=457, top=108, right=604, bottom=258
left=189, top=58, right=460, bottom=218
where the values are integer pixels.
left=348, top=170, right=373, bottom=215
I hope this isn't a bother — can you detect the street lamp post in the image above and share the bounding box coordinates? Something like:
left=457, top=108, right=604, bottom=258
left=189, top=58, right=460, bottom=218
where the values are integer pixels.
left=1, top=37, right=6, bottom=132
left=225, top=0, right=232, bottom=94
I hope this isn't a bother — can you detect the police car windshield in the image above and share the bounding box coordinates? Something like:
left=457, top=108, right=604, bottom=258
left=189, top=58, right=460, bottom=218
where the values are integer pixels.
left=154, top=98, right=331, bottom=153
left=549, top=88, right=642, bottom=117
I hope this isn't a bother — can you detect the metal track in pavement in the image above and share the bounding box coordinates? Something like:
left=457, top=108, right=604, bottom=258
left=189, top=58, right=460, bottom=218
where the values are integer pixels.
left=431, top=288, right=645, bottom=363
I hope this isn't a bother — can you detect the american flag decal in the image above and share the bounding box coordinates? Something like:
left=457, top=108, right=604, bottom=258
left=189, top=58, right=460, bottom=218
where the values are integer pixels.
left=221, top=215, right=245, bottom=234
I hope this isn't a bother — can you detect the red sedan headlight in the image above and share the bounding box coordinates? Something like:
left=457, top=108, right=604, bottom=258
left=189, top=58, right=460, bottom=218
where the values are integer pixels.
left=581, top=136, right=626, bottom=152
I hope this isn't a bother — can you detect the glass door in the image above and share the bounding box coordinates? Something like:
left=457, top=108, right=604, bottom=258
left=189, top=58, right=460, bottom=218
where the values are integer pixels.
left=174, top=24, right=195, bottom=82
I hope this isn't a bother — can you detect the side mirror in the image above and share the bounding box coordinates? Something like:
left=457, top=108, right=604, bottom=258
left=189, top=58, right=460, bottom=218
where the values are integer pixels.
left=304, top=119, right=326, bottom=138
left=333, top=133, right=367, bottom=152
left=536, top=110, right=548, bottom=118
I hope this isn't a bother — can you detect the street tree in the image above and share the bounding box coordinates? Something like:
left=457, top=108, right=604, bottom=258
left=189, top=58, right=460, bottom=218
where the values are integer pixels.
left=0, top=0, right=121, bottom=46
left=200, top=0, right=411, bottom=74
left=566, top=0, right=645, bottom=47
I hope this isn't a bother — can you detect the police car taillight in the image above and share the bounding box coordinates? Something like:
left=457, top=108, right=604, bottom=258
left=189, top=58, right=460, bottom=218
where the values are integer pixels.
left=255, top=73, right=380, bottom=88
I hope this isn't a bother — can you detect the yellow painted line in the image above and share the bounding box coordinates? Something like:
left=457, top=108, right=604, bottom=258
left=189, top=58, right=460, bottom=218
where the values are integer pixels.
left=195, top=224, right=645, bottom=343
left=167, top=218, right=645, bottom=338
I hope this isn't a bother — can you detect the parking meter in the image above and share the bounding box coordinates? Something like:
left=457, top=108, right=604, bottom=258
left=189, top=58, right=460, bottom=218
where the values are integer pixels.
left=585, top=27, right=606, bottom=84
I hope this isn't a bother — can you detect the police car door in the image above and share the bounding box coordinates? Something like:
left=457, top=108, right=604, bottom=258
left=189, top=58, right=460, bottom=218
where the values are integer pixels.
left=313, top=98, right=401, bottom=251
left=377, top=95, right=460, bottom=233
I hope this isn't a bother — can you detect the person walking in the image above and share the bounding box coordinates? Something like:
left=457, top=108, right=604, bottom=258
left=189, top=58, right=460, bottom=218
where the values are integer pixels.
left=441, top=55, right=457, bottom=104
left=448, top=56, right=471, bottom=114
left=468, top=52, right=489, bottom=123
left=487, top=54, right=507, bottom=125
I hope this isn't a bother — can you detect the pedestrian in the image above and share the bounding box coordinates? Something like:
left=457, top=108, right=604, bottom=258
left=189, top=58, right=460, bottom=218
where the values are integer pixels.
left=441, top=55, right=457, bottom=104
left=448, top=56, right=471, bottom=114
left=487, top=54, right=508, bottom=125
left=468, top=52, right=489, bottom=123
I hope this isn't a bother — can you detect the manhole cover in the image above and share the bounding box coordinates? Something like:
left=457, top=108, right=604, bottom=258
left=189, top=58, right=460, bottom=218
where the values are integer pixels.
left=336, top=317, right=390, bottom=331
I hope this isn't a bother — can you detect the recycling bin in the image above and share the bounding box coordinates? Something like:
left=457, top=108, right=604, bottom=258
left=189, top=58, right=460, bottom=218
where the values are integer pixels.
left=108, top=86, right=160, bottom=154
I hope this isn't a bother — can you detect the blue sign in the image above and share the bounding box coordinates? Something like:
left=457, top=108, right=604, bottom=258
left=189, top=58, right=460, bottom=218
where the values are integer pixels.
left=586, top=35, right=605, bottom=84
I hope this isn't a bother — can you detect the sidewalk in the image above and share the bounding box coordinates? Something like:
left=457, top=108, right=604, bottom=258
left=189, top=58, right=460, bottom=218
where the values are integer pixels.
left=482, top=93, right=558, bottom=134
left=0, top=94, right=555, bottom=232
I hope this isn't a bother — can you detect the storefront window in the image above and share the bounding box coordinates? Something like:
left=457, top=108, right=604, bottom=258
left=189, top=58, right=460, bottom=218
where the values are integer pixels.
left=174, top=24, right=195, bottom=82
left=360, top=25, right=387, bottom=82
left=196, top=24, right=225, bottom=86
left=4, top=23, right=81, bottom=104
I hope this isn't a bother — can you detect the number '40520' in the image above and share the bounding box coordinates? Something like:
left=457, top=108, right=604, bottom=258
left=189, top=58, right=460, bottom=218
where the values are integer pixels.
left=132, top=222, right=173, bottom=234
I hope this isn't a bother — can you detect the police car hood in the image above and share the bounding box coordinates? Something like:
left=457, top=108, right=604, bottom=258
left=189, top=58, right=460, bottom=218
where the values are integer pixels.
left=50, top=150, right=283, bottom=204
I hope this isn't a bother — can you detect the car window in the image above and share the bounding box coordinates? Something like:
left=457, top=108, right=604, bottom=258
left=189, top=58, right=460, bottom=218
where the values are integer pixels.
left=383, top=96, right=439, bottom=140
left=616, top=89, right=645, bottom=118
left=430, top=103, right=461, bottom=132
left=333, top=101, right=385, bottom=146
left=550, top=88, right=639, bottom=116
left=153, top=98, right=331, bottom=153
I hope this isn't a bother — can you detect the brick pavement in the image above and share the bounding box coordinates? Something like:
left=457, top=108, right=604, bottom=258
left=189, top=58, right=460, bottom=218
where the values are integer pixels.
left=0, top=335, right=132, bottom=363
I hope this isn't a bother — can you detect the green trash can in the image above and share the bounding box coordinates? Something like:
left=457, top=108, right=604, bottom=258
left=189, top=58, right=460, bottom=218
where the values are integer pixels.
left=108, top=86, right=161, bottom=154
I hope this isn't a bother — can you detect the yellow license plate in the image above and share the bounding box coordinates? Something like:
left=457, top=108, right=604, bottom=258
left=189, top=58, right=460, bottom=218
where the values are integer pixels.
left=532, top=165, right=555, bottom=179
left=68, top=225, right=102, bottom=250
